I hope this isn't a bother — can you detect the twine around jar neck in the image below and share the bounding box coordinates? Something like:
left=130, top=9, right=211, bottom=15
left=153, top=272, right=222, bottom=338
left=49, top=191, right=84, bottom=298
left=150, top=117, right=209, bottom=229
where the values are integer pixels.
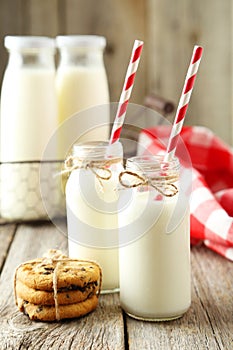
left=63, top=155, right=178, bottom=197
left=119, top=170, right=179, bottom=197
left=64, top=155, right=122, bottom=181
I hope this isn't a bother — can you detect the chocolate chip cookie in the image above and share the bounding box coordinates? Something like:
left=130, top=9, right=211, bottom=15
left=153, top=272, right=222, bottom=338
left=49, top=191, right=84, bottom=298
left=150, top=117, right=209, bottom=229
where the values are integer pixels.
left=16, top=258, right=101, bottom=291
left=17, top=295, right=99, bottom=321
left=14, top=250, right=102, bottom=321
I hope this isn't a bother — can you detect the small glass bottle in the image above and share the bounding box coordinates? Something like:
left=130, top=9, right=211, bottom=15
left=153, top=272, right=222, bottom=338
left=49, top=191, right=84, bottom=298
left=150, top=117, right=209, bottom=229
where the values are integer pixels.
left=66, top=141, right=123, bottom=293
left=119, top=155, right=191, bottom=321
left=0, top=36, right=59, bottom=221
left=56, top=35, right=110, bottom=158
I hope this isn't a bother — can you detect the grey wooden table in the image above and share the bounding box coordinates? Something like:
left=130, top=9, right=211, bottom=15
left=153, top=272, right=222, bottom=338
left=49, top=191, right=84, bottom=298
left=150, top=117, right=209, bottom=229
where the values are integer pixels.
left=0, top=222, right=232, bottom=350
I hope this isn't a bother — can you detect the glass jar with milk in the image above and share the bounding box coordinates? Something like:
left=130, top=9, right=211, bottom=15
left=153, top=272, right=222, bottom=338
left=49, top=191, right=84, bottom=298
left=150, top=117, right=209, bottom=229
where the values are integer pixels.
left=66, top=141, right=123, bottom=293
left=119, top=155, right=191, bottom=321
left=0, top=36, right=60, bottom=221
left=56, top=35, right=110, bottom=159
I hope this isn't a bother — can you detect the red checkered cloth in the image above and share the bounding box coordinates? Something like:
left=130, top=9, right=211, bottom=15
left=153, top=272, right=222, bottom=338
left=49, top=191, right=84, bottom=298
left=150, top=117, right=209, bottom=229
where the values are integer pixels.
left=138, top=125, right=233, bottom=261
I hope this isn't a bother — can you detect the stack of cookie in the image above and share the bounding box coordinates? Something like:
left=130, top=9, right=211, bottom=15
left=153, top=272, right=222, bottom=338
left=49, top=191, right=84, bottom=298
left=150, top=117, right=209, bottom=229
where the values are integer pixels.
left=14, top=250, right=102, bottom=321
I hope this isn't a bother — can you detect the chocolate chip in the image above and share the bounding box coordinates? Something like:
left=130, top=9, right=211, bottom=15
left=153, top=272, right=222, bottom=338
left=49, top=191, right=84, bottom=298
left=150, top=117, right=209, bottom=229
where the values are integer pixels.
left=66, top=294, right=70, bottom=299
left=73, top=284, right=80, bottom=290
left=42, top=271, right=52, bottom=275
left=81, top=267, right=86, bottom=272
left=44, top=267, right=54, bottom=271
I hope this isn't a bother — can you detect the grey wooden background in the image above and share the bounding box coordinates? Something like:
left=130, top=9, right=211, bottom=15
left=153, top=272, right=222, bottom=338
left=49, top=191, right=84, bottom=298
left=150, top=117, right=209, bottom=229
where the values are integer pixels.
left=0, top=0, right=232, bottom=145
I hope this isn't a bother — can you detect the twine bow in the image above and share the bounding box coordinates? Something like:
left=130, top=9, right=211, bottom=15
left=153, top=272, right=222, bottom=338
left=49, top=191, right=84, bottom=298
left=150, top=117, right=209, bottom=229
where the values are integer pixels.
left=64, top=156, right=122, bottom=181
left=119, top=171, right=178, bottom=197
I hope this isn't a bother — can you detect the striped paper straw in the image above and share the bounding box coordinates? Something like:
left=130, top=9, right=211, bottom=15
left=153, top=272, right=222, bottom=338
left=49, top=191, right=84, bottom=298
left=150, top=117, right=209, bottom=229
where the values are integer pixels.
left=164, top=45, right=203, bottom=162
left=109, top=40, right=144, bottom=144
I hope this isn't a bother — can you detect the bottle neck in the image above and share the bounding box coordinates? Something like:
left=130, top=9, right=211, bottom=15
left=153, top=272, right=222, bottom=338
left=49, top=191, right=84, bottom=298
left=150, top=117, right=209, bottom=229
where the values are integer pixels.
left=64, top=141, right=123, bottom=174
left=7, top=48, right=56, bottom=69
left=126, top=155, right=180, bottom=179
left=72, top=141, right=123, bottom=161
left=57, top=47, right=105, bottom=68
left=121, top=155, right=180, bottom=197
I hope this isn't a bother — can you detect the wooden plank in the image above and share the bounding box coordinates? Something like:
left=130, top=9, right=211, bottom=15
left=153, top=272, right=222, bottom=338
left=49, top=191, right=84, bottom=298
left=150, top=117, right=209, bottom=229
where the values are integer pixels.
left=125, top=245, right=233, bottom=349
left=0, top=0, right=26, bottom=84
left=0, top=222, right=124, bottom=350
left=183, top=0, right=232, bottom=146
left=146, top=0, right=188, bottom=102
left=26, top=0, right=59, bottom=36
left=64, top=0, right=146, bottom=106
left=146, top=0, right=232, bottom=145
left=0, top=224, right=16, bottom=272
left=191, top=245, right=233, bottom=349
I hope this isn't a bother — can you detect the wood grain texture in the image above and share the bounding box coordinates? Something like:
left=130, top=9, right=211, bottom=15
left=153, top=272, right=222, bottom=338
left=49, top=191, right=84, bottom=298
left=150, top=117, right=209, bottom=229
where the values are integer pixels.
left=125, top=245, right=233, bottom=350
left=0, top=224, right=16, bottom=272
left=27, top=0, right=59, bottom=36
left=146, top=0, right=233, bottom=145
left=0, top=224, right=233, bottom=349
left=0, top=0, right=25, bottom=83
left=64, top=0, right=146, bottom=105
left=0, top=0, right=232, bottom=144
left=0, top=223, right=124, bottom=350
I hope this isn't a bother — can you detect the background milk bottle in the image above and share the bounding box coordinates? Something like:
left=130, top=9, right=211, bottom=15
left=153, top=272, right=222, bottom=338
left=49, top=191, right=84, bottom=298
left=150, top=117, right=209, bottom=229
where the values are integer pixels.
left=0, top=36, right=60, bottom=221
left=55, top=35, right=110, bottom=158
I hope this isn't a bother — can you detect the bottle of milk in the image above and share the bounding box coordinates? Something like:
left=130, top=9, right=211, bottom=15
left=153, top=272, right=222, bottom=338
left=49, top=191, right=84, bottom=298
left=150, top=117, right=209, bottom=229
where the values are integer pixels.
left=0, top=36, right=59, bottom=221
left=56, top=35, right=110, bottom=159
left=65, top=141, right=123, bottom=293
left=119, top=155, right=191, bottom=321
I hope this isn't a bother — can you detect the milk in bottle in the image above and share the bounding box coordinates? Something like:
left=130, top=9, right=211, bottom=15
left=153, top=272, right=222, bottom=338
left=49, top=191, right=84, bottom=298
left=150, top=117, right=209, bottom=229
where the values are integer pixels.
left=66, top=141, right=123, bottom=293
left=0, top=36, right=59, bottom=221
left=119, top=155, right=191, bottom=320
left=56, top=35, right=110, bottom=158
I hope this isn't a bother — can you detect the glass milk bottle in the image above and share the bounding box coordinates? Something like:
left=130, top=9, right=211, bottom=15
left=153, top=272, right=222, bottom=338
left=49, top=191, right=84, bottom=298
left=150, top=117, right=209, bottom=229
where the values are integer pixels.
left=0, top=36, right=59, bottom=221
left=119, top=155, right=191, bottom=320
left=65, top=141, right=123, bottom=293
left=56, top=35, right=110, bottom=158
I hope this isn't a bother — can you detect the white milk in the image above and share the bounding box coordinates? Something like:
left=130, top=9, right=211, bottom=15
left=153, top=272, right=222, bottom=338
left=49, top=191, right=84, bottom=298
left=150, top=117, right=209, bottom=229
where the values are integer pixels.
left=1, top=68, right=57, bottom=162
left=56, top=66, right=109, bottom=124
left=66, top=141, right=123, bottom=292
left=0, top=68, right=59, bottom=220
left=118, top=155, right=191, bottom=320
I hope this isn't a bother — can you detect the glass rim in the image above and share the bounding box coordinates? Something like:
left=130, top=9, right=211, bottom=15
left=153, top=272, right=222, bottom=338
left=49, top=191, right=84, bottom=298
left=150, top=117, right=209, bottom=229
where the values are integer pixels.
left=56, top=35, right=106, bottom=49
left=126, top=155, right=180, bottom=173
left=4, top=36, right=55, bottom=50
left=72, top=140, right=123, bottom=160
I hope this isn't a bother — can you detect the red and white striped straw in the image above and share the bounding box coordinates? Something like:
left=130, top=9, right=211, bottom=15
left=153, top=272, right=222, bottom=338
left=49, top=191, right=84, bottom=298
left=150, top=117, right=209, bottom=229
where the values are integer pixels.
left=164, top=45, right=203, bottom=162
left=109, top=40, right=144, bottom=144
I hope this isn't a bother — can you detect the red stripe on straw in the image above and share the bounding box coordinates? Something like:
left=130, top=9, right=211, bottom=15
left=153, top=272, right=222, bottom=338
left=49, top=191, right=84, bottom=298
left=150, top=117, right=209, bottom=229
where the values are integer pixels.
left=125, top=72, right=136, bottom=90
left=184, top=74, right=196, bottom=93
left=176, top=104, right=188, bottom=124
left=192, top=46, right=203, bottom=64
left=111, top=128, right=122, bottom=144
left=132, top=44, right=143, bottom=62
left=167, top=134, right=180, bottom=153
left=118, top=100, right=129, bottom=118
